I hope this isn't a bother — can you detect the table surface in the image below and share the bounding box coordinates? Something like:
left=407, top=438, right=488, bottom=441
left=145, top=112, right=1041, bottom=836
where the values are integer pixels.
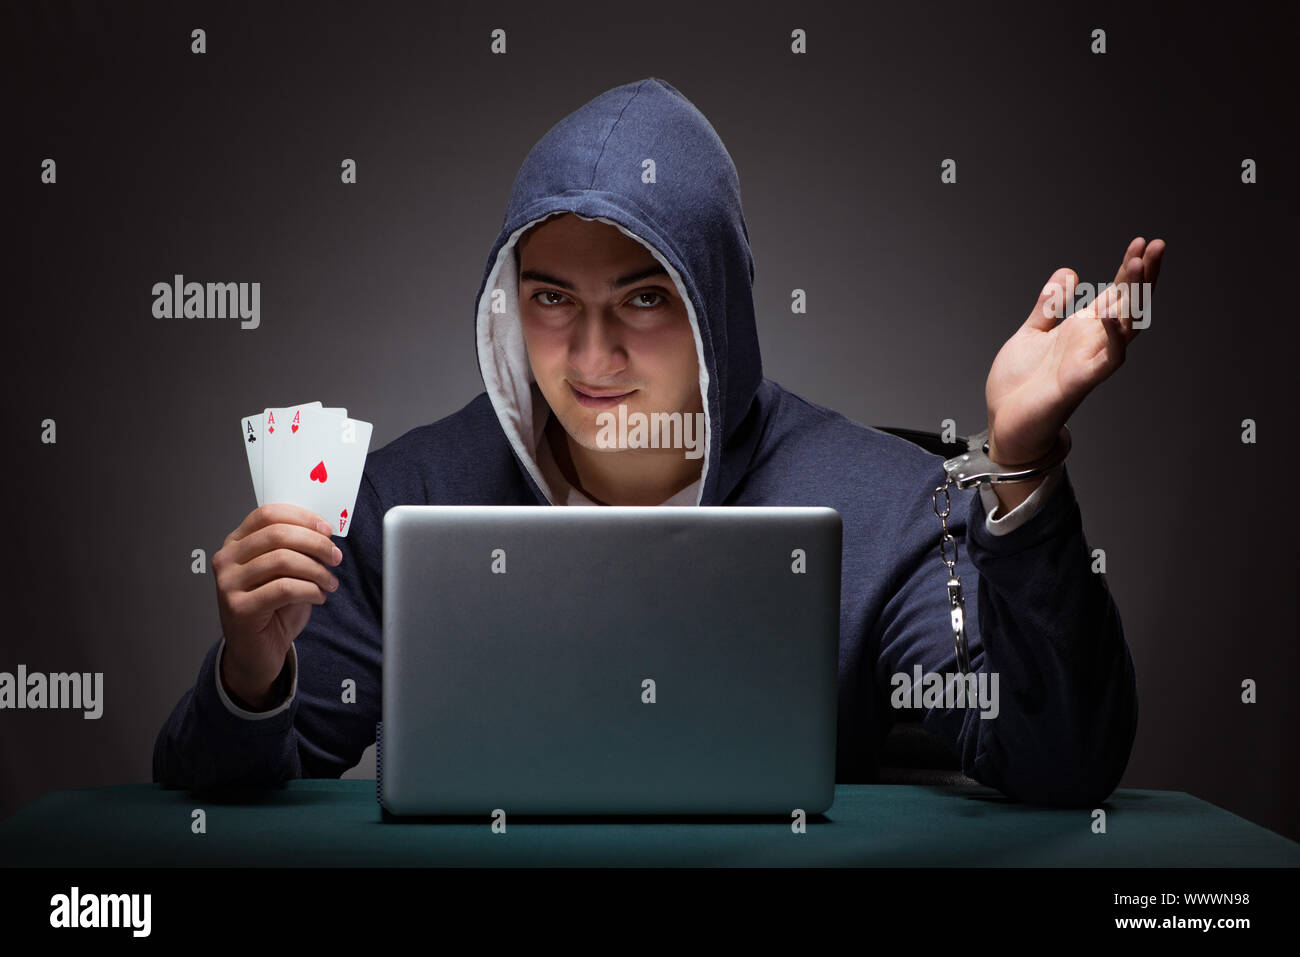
left=2, top=781, right=1297, bottom=867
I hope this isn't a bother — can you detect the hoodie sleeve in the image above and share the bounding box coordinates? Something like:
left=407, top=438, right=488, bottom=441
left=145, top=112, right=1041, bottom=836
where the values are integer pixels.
left=874, top=461, right=1138, bottom=807
left=152, top=471, right=386, bottom=790
left=978, top=462, right=1064, bottom=535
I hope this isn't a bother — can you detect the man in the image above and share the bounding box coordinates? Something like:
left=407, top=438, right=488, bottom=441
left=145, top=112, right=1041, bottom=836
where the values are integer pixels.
left=155, top=77, right=1161, bottom=806
left=518, top=211, right=707, bottom=506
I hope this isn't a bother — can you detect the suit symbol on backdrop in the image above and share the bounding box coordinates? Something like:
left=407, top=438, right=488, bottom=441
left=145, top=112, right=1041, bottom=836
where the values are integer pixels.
left=310, top=461, right=328, bottom=484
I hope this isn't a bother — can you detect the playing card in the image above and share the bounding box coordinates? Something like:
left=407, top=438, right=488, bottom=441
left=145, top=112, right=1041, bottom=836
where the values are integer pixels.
left=263, top=406, right=373, bottom=537
left=241, top=412, right=266, bottom=505
left=243, top=401, right=321, bottom=507
left=241, top=403, right=349, bottom=507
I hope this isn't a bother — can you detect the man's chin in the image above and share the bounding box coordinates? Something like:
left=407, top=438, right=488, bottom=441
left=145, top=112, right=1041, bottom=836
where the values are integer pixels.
left=552, top=405, right=625, bottom=453
left=561, top=420, right=622, bottom=453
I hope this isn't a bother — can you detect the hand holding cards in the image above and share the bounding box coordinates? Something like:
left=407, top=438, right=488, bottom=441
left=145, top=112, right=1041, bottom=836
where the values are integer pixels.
left=240, top=401, right=374, bottom=537
left=214, top=502, right=343, bottom=712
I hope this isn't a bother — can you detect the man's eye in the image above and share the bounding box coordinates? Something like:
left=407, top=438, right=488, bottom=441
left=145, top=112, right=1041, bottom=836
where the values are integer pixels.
left=533, top=290, right=569, bottom=306
left=629, top=291, right=666, bottom=308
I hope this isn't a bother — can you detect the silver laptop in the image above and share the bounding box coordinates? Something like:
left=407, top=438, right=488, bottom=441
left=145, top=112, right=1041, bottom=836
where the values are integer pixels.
left=378, top=505, right=841, bottom=816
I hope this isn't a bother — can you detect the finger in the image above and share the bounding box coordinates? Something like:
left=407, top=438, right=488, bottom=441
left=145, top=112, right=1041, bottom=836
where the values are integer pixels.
left=1108, top=278, right=1137, bottom=343
left=1027, top=267, right=1077, bottom=332
left=1113, top=235, right=1166, bottom=317
left=229, top=547, right=339, bottom=597
left=239, top=577, right=331, bottom=619
left=1097, top=313, right=1128, bottom=376
left=1111, top=236, right=1146, bottom=288
left=1126, top=238, right=1166, bottom=335
left=1090, top=241, right=1141, bottom=335
left=229, top=502, right=334, bottom=545
left=1144, top=237, right=1165, bottom=288
left=228, top=520, right=341, bottom=571
left=1087, top=267, right=1141, bottom=345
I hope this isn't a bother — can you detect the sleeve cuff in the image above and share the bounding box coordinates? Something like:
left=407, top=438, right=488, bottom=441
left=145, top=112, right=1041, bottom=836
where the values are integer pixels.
left=215, top=638, right=298, bottom=720
left=978, top=461, right=1065, bottom=537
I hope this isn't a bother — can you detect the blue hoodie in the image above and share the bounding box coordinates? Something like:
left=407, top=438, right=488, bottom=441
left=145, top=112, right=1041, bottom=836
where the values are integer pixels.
left=154, top=77, right=1137, bottom=807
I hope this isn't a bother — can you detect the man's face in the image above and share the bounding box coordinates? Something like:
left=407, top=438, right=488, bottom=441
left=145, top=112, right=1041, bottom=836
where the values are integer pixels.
left=517, top=213, right=702, bottom=452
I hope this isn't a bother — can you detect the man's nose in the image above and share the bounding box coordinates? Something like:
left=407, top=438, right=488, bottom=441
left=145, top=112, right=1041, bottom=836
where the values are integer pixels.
left=568, top=311, right=626, bottom=372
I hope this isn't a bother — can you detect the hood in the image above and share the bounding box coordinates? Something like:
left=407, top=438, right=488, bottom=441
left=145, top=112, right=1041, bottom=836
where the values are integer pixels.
left=473, top=76, right=762, bottom=506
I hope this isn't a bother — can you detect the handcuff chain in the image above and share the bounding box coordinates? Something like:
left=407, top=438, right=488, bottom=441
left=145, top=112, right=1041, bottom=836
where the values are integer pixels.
left=933, top=475, right=972, bottom=674
left=931, top=424, right=1071, bottom=675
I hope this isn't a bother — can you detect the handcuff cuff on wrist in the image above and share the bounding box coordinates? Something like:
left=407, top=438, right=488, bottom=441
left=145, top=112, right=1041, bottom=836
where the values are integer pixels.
left=932, top=425, right=1071, bottom=674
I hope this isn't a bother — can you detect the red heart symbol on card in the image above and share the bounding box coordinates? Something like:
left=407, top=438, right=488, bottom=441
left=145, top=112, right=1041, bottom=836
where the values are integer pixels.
left=291, top=423, right=299, bottom=434
left=340, top=509, right=348, bottom=520
left=309, top=461, right=328, bottom=483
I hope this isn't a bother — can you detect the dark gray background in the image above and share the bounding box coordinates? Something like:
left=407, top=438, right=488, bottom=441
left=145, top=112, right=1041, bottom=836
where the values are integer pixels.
left=4, top=0, right=1297, bottom=845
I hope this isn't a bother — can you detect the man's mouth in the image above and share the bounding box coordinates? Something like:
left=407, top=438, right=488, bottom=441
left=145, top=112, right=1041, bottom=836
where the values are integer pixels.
left=569, top=382, right=636, bottom=409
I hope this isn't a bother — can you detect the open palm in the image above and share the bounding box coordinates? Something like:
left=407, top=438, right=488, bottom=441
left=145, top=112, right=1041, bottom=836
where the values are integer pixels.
left=985, top=236, right=1166, bottom=467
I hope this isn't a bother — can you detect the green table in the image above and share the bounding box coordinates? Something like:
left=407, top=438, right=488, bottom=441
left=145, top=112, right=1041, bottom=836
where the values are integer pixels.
left=2, top=781, right=1297, bottom=867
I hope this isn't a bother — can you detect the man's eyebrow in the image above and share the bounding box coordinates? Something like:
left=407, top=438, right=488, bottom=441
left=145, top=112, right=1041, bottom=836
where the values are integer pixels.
left=519, top=265, right=669, bottom=291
